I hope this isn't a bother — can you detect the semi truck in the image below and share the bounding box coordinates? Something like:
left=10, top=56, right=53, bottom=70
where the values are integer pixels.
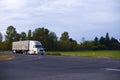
left=12, top=40, right=45, bottom=55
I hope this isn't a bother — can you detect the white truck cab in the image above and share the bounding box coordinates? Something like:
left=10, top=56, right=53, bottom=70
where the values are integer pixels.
left=29, top=41, right=45, bottom=55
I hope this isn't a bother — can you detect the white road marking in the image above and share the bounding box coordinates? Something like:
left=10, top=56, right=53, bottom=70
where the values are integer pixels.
left=106, top=68, right=120, bottom=72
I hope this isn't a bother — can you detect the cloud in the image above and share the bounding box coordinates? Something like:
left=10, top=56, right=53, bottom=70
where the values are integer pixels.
left=0, top=0, right=120, bottom=42
left=34, top=0, right=81, bottom=13
left=0, top=0, right=26, bottom=10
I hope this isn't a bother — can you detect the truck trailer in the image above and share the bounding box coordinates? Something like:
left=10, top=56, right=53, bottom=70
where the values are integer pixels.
left=12, top=40, right=45, bottom=55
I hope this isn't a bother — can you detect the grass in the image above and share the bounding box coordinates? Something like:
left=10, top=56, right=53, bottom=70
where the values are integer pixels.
left=0, top=54, right=14, bottom=60
left=46, top=50, right=120, bottom=59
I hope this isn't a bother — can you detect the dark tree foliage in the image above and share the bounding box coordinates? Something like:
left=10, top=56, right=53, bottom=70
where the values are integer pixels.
left=20, top=32, right=27, bottom=40
left=77, top=33, right=120, bottom=51
left=110, top=37, right=120, bottom=50
left=94, top=37, right=99, bottom=46
left=0, top=32, right=3, bottom=50
left=5, top=26, right=17, bottom=42
left=105, top=32, right=110, bottom=49
left=33, top=27, right=49, bottom=49
left=98, top=33, right=120, bottom=50
left=69, top=38, right=77, bottom=51
left=33, top=27, right=58, bottom=51
left=99, top=36, right=106, bottom=45
left=78, top=41, right=94, bottom=50
left=48, top=32, right=58, bottom=51
left=1, top=26, right=120, bottom=51
left=60, top=32, right=69, bottom=41
left=2, top=26, right=27, bottom=50
left=5, top=26, right=18, bottom=50
left=28, top=30, right=32, bottom=40
left=0, top=32, right=2, bottom=42
left=58, top=32, right=77, bottom=51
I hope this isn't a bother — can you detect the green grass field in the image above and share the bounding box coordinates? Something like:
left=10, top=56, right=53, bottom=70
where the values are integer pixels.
left=46, top=50, right=120, bottom=59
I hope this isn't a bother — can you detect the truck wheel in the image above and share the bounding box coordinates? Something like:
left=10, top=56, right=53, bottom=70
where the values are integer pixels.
left=41, top=53, right=44, bottom=56
left=23, top=51, right=28, bottom=55
left=13, top=51, right=16, bottom=54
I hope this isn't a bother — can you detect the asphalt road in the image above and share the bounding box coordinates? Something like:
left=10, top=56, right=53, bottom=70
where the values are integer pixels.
left=0, top=53, right=120, bottom=80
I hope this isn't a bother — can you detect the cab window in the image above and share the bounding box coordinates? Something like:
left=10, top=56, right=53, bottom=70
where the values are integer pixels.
left=35, top=45, right=42, bottom=48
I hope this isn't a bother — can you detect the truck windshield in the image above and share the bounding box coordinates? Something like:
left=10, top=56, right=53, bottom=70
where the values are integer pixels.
left=35, top=45, right=42, bottom=48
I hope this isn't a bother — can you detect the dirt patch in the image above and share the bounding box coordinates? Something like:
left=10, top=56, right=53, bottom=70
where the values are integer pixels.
left=0, top=54, right=14, bottom=60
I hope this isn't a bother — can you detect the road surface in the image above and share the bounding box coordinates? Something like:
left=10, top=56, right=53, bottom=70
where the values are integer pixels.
left=0, top=53, right=120, bottom=80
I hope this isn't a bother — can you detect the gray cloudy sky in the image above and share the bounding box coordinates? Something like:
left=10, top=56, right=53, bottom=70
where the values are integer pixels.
left=0, top=0, right=120, bottom=42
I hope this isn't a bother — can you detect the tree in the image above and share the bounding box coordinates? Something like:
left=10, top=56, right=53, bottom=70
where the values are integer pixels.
left=111, top=37, right=119, bottom=43
left=21, top=32, right=27, bottom=40
left=49, top=32, right=57, bottom=42
left=28, top=30, right=32, bottom=40
left=106, top=32, right=110, bottom=41
left=33, top=27, right=50, bottom=50
left=110, top=37, right=120, bottom=49
left=59, top=32, right=70, bottom=51
left=60, top=32, right=69, bottom=41
left=78, top=41, right=94, bottom=50
left=0, top=32, right=3, bottom=51
left=14, top=33, right=21, bottom=41
left=48, top=32, right=58, bottom=51
left=69, top=38, right=77, bottom=51
left=99, top=36, right=105, bottom=45
left=5, top=26, right=17, bottom=50
left=0, top=32, right=3, bottom=42
left=105, top=32, right=110, bottom=49
left=94, top=37, right=99, bottom=45
left=59, top=32, right=78, bottom=51
left=5, top=26, right=17, bottom=42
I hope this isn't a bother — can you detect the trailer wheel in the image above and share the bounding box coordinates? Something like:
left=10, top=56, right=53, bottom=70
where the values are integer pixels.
left=41, top=52, right=44, bottom=56
left=23, top=51, right=28, bottom=55
left=13, top=50, right=16, bottom=54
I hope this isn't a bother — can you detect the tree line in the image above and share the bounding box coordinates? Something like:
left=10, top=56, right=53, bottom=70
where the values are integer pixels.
left=0, top=26, right=120, bottom=51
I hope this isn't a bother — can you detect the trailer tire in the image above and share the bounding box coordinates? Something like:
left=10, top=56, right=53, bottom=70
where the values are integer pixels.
left=13, top=50, right=16, bottom=54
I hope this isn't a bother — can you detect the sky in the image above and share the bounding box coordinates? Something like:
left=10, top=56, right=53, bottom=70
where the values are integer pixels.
left=0, top=0, right=120, bottom=42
